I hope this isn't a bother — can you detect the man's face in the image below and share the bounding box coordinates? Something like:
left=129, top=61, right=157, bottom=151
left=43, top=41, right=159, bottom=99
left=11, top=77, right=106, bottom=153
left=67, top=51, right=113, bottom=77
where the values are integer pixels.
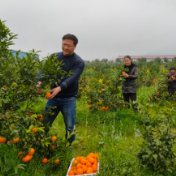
left=62, top=39, right=76, bottom=56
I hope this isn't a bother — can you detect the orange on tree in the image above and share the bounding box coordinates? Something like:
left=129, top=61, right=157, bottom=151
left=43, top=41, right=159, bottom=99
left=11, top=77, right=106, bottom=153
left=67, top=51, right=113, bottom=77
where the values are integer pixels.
left=27, top=148, right=35, bottom=156
left=10, top=137, right=19, bottom=144
left=38, top=115, right=43, bottom=121
left=32, top=127, right=37, bottom=133
left=54, top=159, right=60, bottom=164
left=101, top=89, right=105, bottom=92
left=50, top=136, right=57, bottom=141
left=88, top=104, right=91, bottom=108
left=122, top=104, right=125, bottom=107
left=46, top=92, right=51, bottom=98
left=79, top=87, right=82, bottom=90
left=18, top=151, right=23, bottom=158
left=28, top=112, right=33, bottom=116
left=42, top=158, right=48, bottom=164
left=0, top=136, right=7, bottom=143
left=51, top=145, right=56, bottom=149
left=22, top=155, right=33, bottom=163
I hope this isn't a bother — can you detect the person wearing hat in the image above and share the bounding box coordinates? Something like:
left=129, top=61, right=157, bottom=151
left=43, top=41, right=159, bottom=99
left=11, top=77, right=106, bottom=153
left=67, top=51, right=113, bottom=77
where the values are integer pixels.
left=167, top=66, right=176, bottom=94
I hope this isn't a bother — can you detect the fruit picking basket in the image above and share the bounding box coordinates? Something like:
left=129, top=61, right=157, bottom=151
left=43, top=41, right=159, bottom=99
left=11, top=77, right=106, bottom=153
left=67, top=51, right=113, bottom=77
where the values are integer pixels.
left=66, top=157, right=99, bottom=176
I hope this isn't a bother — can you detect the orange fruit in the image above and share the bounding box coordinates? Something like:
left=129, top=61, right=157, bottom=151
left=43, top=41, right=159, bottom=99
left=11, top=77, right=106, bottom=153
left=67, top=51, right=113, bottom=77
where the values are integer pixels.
left=80, top=158, right=86, bottom=165
left=22, top=155, right=33, bottom=163
left=50, top=136, right=57, bottom=141
left=88, top=157, right=95, bottom=164
left=76, top=163, right=82, bottom=169
left=51, top=145, right=56, bottom=149
left=68, top=170, right=74, bottom=175
left=75, top=157, right=80, bottom=162
left=86, top=155, right=91, bottom=160
left=82, top=165, right=87, bottom=173
left=102, top=107, right=106, bottom=110
left=54, top=159, right=60, bottom=164
left=38, top=115, right=43, bottom=121
left=92, top=163, right=98, bottom=172
left=101, top=89, right=105, bottom=92
left=18, top=151, right=23, bottom=158
left=5, top=87, right=8, bottom=90
left=122, top=72, right=126, bottom=75
left=28, top=112, right=33, bottom=116
left=42, top=158, right=48, bottom=164
left=10, top=137, right=19, bottom=144
left=81, top=84, right=84, bottom=87
left=32, top=127, right=37, bottom=133
left=93, top=154, right=99, bottom=160
left=72, top=159, right=79, bottom=166
left=0, top=136, right=7, bottom=143
left=85, top=88, right=87, bottom=91
left=122, top=105, right=125, bottom=107
left=46, top=92, right=51, bottom=98
left=86, top=167, right=93, bottom=174
left=86, top=161, right=92, bottom=167
left=79, top=87, right=82, bottom=90
left=28, top=148, right=35, bottom=156
left=76, top=168, right=83, bottom=175
left=88, top=105, right=92, bottom=108
left=151, top=97, right=153, bottom=100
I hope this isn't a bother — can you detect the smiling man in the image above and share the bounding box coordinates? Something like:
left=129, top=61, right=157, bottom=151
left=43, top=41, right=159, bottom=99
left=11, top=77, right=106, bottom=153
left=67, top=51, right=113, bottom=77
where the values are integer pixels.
left=37, top=34, right=85, bottom=144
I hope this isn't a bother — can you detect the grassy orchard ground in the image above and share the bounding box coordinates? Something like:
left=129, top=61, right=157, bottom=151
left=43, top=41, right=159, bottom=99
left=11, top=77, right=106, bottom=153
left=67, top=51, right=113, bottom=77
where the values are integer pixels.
left=1, top=85, right=176, bottom=175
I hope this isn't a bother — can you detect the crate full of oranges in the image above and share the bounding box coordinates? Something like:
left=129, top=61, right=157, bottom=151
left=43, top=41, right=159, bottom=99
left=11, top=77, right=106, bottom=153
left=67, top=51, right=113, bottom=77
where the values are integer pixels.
left=67, top=153, right=99, bottom=176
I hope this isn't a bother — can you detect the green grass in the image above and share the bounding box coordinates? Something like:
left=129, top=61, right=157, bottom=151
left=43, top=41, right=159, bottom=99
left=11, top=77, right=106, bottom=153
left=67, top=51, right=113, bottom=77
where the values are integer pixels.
left=1, top=85, right=176, bottom=176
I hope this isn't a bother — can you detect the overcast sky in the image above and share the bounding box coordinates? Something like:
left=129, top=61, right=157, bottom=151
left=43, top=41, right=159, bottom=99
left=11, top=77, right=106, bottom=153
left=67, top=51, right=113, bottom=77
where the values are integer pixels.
left=1, top=0, right=176, bottom=60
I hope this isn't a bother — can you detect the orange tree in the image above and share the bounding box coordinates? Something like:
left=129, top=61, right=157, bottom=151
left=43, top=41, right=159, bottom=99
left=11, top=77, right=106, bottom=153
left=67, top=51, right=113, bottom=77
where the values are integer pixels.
left=85, top=66, right=129, bottom=112
left=0, top=19, right=72, bottom=169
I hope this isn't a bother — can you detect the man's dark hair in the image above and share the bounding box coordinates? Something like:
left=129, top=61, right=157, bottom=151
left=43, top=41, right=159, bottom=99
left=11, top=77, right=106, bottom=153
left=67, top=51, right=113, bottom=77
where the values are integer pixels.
left=62, top=34, right=78, bottom=46
left=124, top=55, right=132, bottom=61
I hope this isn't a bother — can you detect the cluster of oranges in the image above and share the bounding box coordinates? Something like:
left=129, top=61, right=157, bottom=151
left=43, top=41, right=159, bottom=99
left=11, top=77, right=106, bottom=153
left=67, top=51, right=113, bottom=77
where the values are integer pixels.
left=18, top=148, right=35, bottom=163
left=0, top=136, right=19, bottom=144
left=68, top=153, right=99, bottom=175
left=102, top=106, right=109, bottom=111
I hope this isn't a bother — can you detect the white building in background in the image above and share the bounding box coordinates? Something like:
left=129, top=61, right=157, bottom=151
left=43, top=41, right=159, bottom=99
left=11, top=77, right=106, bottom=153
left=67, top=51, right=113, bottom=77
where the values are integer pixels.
left=118, top=55, right=176, bottom=61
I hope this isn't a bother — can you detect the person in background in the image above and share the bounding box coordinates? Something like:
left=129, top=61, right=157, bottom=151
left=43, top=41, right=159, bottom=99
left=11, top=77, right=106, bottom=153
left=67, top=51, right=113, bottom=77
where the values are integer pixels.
left=122, top=55, right=138, bottom=114
left=167, top=66, right=176, bottom=95
left=37, top=34, right=85, bottom=144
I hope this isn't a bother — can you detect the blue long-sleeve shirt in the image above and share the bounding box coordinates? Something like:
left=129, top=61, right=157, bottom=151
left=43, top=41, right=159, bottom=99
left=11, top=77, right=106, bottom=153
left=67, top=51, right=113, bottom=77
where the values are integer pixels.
left=37, top=52, right=85, bottom=98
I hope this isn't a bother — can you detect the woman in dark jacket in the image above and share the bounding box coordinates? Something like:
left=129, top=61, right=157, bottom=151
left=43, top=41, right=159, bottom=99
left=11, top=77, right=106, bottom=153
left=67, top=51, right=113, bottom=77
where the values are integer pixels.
left=167, top=66, right=176, bottom=95
left=122, top=55, right=138, bottom=112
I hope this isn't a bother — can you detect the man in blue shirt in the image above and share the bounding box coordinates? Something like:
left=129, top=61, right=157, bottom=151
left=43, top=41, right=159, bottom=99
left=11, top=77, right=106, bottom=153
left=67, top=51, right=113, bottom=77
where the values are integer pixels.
left=37, top=34, right=85, bottom=144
